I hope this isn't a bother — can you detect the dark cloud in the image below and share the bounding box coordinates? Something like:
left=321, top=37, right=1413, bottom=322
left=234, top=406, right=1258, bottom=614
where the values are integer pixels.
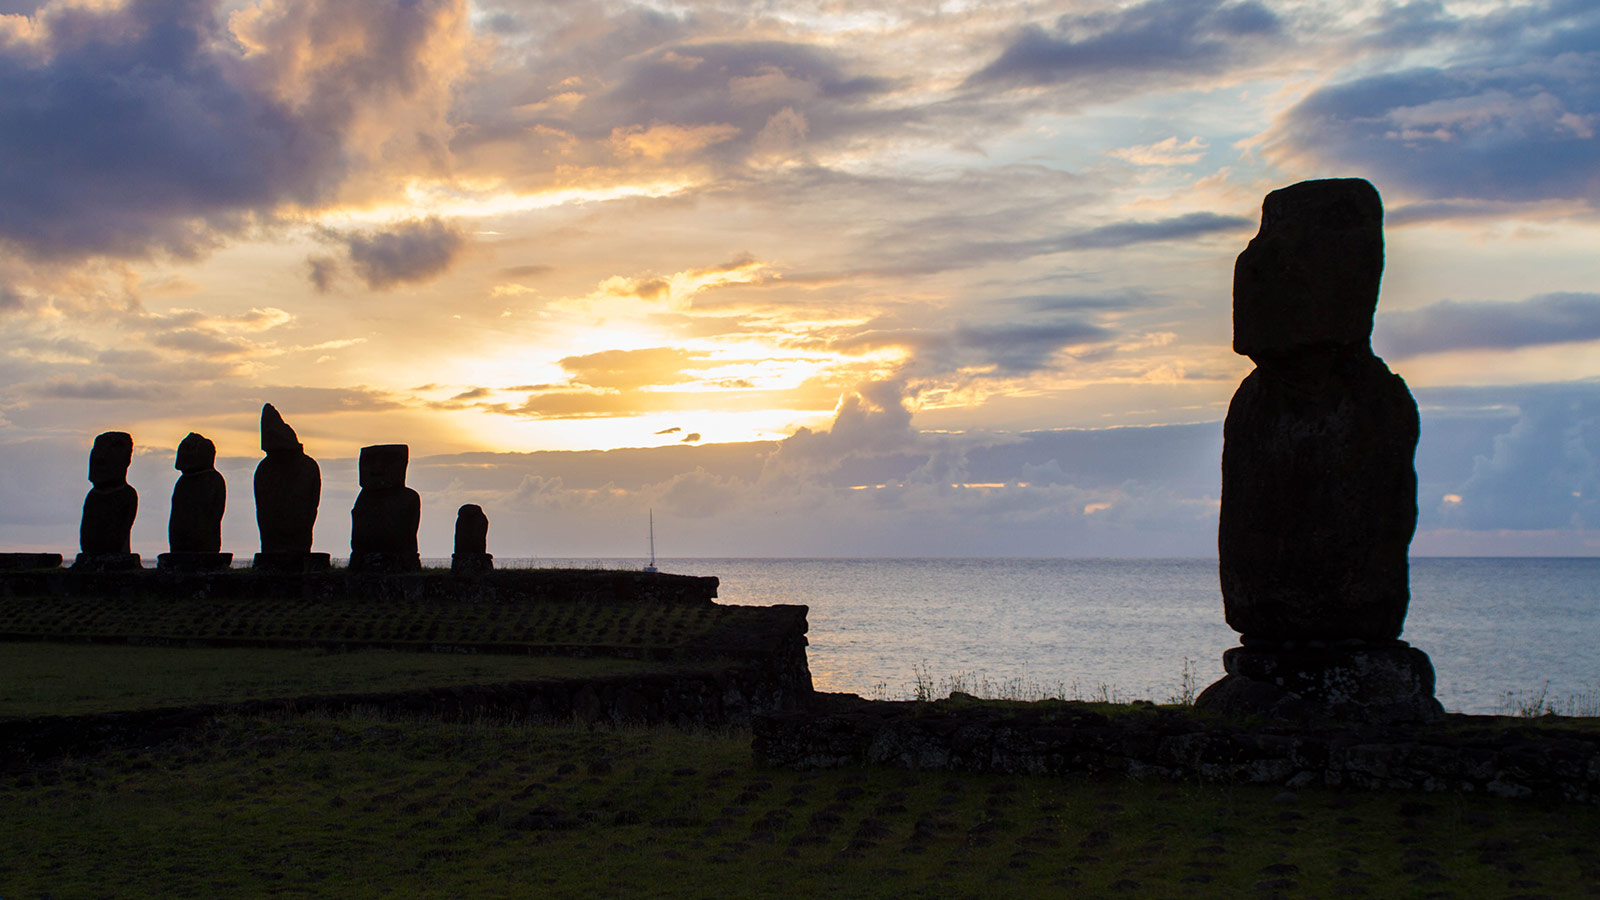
left=242, top=386, right=402, bottom=414
left=0, top=283, right=20, bottom=311
left=950, top=321, right=1115, bottom=374
left=681, top=432, right=701, bottom=443
left=1064, top=212, right=1250, bottom=250
left=342, top=218, right=467, bottom=290
left=969, top=0, right=1281, bottom=89
left=32, top=375, right=166, bottom=400
left=0, top=0, right=462, bottom=260
left=307, top=255, right=339, bottom=293
left=655, top=427, right=682, bottom=435
left=1376, top=293, right=1600, bottom=358
left=497, top=264, right=552, bottom=279
left=1267, top=2, right=1600, bottom=205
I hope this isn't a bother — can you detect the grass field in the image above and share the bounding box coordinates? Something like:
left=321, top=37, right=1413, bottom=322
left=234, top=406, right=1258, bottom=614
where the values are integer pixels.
left=2, top=712, right=1597, bottom=899
left=0, top=643, right=662, bottom=717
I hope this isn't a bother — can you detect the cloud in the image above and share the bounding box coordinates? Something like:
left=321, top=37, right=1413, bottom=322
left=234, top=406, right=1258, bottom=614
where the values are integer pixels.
left=1109, top=136, right=1209, bottom=166
left=558, top=347, right=710, bottom=391
left=1376, top=293, right=1600, bottom=357
left=0, top=0, right=468, bottom=260
left=654, top=427, right=681, bottom=435
left=32, top=375, right=167, bottom=400
left=338, top=217, right=467, bottom=290
left=681, top=432, right=700, bottom=443
left=1262, top=3, right=1600, bottom=205
left=1435, top=385, right=1600, bottom=531
left=969, top=0, right=1281, bottom=89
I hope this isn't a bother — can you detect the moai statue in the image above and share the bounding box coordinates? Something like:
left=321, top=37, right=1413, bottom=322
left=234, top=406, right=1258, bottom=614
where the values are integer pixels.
left=157, top=432, right=232, bottom=571
left=74, top=431, right=141, bottom=570
left=1195, top=178, right=1442, bottom=723
left=349, top=444, right=421, bottom=573
left=252, top=404, right=330, bottom=572
left=450, top=504, right=493, bottom=575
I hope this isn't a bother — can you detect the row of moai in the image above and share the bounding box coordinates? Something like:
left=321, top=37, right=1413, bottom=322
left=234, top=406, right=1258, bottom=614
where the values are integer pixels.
left=69, top=403, right=494, bottom=576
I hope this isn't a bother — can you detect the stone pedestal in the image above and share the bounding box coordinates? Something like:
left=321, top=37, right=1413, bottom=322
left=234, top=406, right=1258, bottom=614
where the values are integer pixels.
left=157, top=552, right=234, bottom=572
left=252, top=551, right=331, bottom=573
left=73, top=552, right=142, bottom=571
left=0, top=553, right=63, bottom=570
left=451, top=553, right=493, bottom=576
left=1196, top=640, right=1443, bottom=724
left=348, top=551, right=421, bottom=574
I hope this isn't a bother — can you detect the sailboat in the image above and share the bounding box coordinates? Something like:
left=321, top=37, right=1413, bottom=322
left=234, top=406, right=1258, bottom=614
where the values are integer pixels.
left=643, top=508, right=658, bottom=573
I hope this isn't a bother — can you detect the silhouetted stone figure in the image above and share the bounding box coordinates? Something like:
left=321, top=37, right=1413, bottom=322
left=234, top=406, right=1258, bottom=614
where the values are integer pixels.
left=74, top=431, right=141, bottom=571
left=349, top=444, right=421, bottom=573
left=158, top=432, right=232, bottom=571
left=1196, top=178, right=1442, bottom=724
left=451, top=504, right=493, bottom=575
left=252, top=404, right=330, bottom=573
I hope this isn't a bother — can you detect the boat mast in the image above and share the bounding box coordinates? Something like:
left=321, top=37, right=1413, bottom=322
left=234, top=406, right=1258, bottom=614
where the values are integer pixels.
left=645, top=508, right=658, bottom=572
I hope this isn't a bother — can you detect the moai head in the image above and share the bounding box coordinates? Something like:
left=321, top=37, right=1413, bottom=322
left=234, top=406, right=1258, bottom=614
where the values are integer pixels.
left=175, top=432, right=216, bottom=473
left=454, top=504, right=488, bottom=555
left=88, top=431, right=134, bottom=488
left=261, top=403, right=302, bottom=454
left=359, top=444, right=408, bottom=490
left=1233, top=178, right=1385, bottom=362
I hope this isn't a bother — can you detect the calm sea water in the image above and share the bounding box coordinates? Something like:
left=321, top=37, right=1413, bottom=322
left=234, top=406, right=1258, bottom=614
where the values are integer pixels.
left=521, top=557, right=1600, bottom=715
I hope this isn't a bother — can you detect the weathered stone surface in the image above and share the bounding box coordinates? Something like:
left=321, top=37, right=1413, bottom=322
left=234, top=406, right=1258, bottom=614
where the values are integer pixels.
left=77, top=432, right=139, bottom=568
left=1233, top=178, right=1384, bottom=360
left=253, top=404, right=321, bottom=557
left=452, top=503, right=492, bottom=575
left=1197, top=641, right=1443, bottom=724
left=0, top=553, right=62, bottom=570
left=251, top=551, right=331, bottom=573
left=168, top=432, right=225, bottom=554
left=1218, top=352, right=1418, bottom=641
left=157, top=551, right=233, bottom=571
left=752, top=694, right=1600, bottom=804
left=454, top=504, right=488, bottom=554
left=349, top=443, right=420, bottom=573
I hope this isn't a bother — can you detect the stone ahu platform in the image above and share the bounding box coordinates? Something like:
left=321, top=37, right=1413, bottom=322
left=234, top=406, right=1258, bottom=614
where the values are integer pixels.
left=0, top=565, right=813, bottom=769
left=0, top=564, right=720, bottom=605
left=754, top=694, right=1600, bottom=805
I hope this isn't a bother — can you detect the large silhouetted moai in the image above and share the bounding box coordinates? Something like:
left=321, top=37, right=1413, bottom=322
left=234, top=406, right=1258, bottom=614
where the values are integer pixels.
left=349, top=444, right=421, bottom=573
left=74, top=431, right=141, bottom=570
left=253, top=404, right=330, bottom=572
left=451, top=504, right=493, bottom=575
left=1195, top=178, right=1443, bottom=723
left=158, top=432, right=231, bottom=571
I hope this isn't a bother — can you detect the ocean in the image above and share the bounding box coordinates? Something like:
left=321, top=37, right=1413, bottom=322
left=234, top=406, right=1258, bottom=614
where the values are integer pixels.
left=521, top=557, right=1600, bottom=715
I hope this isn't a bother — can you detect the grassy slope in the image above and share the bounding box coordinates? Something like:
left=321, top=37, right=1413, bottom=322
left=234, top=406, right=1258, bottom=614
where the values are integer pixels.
left=2, top=714, right=1597, bottom=899
left=0, top=643, right=662, bottom=717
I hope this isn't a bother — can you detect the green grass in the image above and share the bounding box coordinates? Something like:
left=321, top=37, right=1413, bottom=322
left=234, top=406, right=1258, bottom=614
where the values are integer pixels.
left=1, top=713, right=1596, bottom=899
left=0, top=595, right=762, bottom=650
left=0, top=643, right=660, bottom=717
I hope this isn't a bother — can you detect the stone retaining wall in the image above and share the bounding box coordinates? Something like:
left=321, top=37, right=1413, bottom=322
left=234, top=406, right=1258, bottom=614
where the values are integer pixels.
left=0, top=567, right=720, bottom=605
left=3, top=664, right=795, bottom=771
left=753, top=694, right=1600, bottom=804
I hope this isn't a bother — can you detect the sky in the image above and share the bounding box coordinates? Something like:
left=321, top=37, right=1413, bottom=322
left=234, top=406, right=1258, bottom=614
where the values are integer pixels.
left=1, top=0, right=1597, bottom=559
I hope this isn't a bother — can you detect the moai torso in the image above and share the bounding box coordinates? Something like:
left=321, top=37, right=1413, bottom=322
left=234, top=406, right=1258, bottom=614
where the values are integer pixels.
left=168, top=432, right=225, bottom=553
left=1217, top=178, right=1419, bottom=642
left=80, top=431, right=138, bottom=555
left=253, top=404, right=321, bottom=554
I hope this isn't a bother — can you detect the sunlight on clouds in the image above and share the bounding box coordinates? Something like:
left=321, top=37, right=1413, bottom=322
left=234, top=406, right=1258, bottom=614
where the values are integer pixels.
left=319, top=179, right=694, bottom=225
